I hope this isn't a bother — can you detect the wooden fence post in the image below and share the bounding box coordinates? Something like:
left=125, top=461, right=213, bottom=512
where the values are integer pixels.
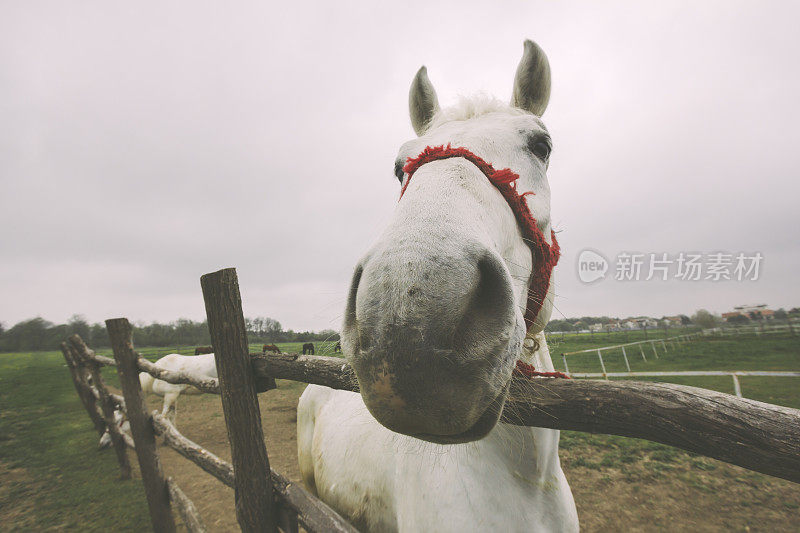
left=60, top=342, right=107, bottom=436
left=69, top=335, right=132, bottom=480
left=106, top=318, right=177, bottom=533
left=200, top=268, right=277, bottom=533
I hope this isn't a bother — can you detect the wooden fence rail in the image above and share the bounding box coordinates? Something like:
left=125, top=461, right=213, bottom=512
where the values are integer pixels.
left=166, top=478, right=207, bottom=533
left=251, top=353, right=800, bottom=484
left=73, top=347, right=222, bottom=395
left=73, top=340, right=800, bottom=485
left=151, top=413, right=357, bottom=533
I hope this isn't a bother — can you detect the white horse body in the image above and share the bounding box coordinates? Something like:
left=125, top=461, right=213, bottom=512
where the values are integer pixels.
left=138, top=352, right=217, bottom=422
left=298, top=334, right=578, bottom=532
left=298, top=40, right=579, bottom=531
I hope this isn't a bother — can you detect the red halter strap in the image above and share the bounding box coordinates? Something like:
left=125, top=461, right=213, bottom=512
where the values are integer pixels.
left=400, top=144, right=567, bottom=379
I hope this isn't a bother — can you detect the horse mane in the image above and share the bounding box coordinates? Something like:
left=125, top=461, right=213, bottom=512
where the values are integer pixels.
left=427, top=93, right=532, bottom=131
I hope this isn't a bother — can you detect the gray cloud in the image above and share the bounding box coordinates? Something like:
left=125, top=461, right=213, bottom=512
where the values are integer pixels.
left=1, top=1, right=799, bottom=330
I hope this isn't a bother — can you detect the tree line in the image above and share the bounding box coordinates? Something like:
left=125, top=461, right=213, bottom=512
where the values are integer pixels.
left=544, top=308, right=797, bottom=333
left=0, top=315, right=339, bottom=353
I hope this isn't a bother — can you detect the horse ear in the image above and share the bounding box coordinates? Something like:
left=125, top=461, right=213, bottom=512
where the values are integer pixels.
left=511, top=40, right=551, bottom=117
left=409, top=66, right=440, bottom=136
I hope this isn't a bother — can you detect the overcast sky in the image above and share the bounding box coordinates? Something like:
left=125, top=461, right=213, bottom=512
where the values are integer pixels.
left=2, top=1, right=799, bottom=331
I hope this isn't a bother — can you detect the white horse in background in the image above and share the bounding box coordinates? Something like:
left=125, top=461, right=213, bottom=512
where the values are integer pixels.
left=139, top=352, right=218, bottom=424
left=98, top=408, right=129, bottom=449
left=298, top=40, right=579, bottom=532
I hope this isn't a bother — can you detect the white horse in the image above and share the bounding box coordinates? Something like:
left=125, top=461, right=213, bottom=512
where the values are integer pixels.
left=138, top=352, right=218, bottom=424
left=98, top=408, right=130, bottom=449
left=298, top=40, right=579, bottom=532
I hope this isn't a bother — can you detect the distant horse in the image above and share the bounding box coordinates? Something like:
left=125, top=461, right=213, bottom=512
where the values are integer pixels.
left=98, top=409, right=130, bottom=449
left=262, top=344, right=281, bottom=354
left=302, top=342, right=315, bottom=355
left=334, top=341, right=342, bottom=353
left=139, top=353, right=218, bottom=425
left=194, top=346, right=213, bottom=355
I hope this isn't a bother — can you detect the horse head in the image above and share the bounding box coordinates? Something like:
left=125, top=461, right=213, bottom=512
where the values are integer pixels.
left=342, top=40, right=557, bottom=444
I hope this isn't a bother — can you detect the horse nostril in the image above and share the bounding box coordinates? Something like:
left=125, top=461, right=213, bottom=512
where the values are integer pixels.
left=476, top=254, right=512, bottom=313
left=454, top=252, right=516, bottom=353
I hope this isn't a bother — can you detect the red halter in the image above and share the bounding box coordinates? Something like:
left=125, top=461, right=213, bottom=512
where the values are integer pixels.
left=400, top=144, right=568, bottom=379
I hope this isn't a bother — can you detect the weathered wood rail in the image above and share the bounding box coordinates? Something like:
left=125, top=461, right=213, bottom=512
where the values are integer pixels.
left=251, top=353, right=800, bottom=484
left=151, top=413, right=356, bottom=532
left=77, top=345, right=221, bottom=395
left=76, top=339, right=800, bottom=486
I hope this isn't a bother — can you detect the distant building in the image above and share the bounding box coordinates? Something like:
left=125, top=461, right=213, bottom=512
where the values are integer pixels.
left=632, top=316, right=658, bottom=328
left=734, top=304, right=768, bottom=314
left=726, top=304, right=775, bottom=321
left=663, top=316, right=683, bottom=326
left=589, top=323, right=604, bottom=332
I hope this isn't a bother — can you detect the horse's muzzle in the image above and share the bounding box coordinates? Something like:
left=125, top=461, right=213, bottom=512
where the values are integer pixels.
left=341, top=242, right=520, bottom=441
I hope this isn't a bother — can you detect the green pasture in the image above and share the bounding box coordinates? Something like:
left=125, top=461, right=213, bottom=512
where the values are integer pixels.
left=548, top=333, right=800, bottom=408
left=0, top=350, right=149, bottom=530
left=1, top=333, right=798, bottom=530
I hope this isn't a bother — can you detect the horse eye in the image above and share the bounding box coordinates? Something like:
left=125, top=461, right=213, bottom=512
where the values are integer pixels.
left=530, top=141, right=551, bottom=161
left=394, top=161, right=405, bottom=183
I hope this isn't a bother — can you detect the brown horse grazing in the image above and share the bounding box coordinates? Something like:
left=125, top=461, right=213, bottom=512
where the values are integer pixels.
left=194, top=346, right=213, bottom=355
left=262, top=344, right=281, bottom=354
left=302, top=342, right=315, bottom=355
left=334, top=341, right=342, bottom=353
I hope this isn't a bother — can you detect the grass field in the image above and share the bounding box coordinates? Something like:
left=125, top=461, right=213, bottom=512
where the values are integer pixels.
left=548, top=333, right=800, bottom=408
left=1, top=334, right=798, bottom=531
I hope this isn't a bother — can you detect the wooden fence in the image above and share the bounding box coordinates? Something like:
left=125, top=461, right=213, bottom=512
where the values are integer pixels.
left=62, top=268, right=357, bottom=533
left=62, top=268, right=800, bottom=532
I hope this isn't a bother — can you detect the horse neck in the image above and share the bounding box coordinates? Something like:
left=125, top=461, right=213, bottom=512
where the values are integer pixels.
left=519, top=331, right=556, bottom=370
left=486, top=332, right=563, bottom=480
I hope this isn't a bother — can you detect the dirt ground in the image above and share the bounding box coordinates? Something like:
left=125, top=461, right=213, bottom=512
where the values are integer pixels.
left=142, top=381, right=306, bottom=532
left=0, top=460, right=40, bottom=530
left=127, top=383, right=799, bottom=532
